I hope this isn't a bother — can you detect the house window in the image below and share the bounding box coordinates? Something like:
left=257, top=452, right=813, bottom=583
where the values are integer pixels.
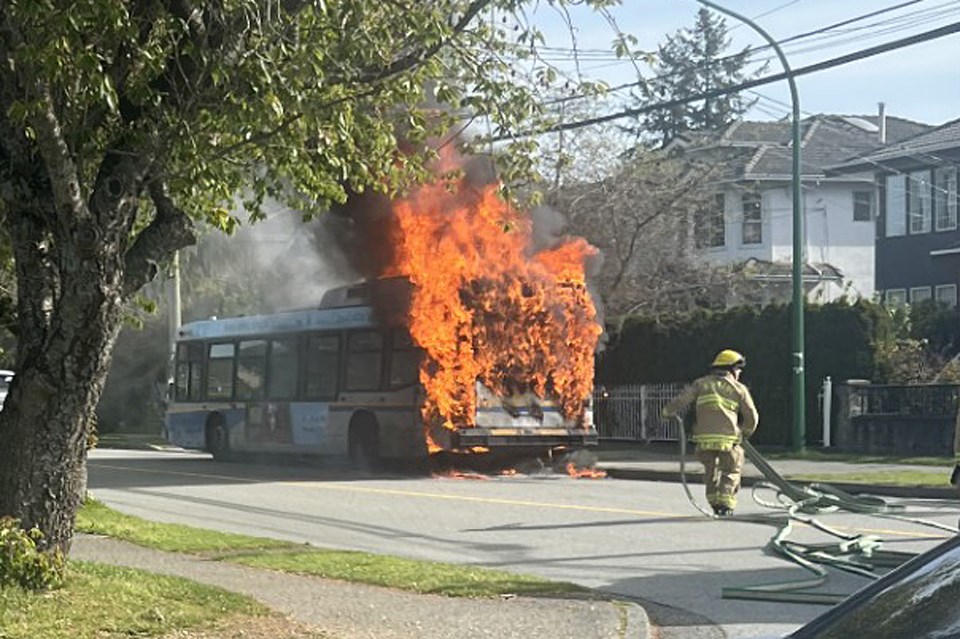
left=852, top=191, right=874, bottom=222
left=935, top=284, right=958, bottom=308
left=885, top=289, right=907, bottom=306
left=742, top=191, right=762, bottom=245
left=885, top=175, right=907, bottom=237
left=910, top=286, right=932, bottom=304
left=934, top=167, right=958, bottom=231
left=696, top=193, right=726, bottom=248
left=908, top=170, right=932, bottom=234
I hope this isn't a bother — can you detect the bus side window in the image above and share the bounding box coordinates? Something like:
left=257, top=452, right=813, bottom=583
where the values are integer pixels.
left=389, top=329, right=419, bottom=388
left=207, top=343, right=236, bottom=400
left=305, top=334, right=339, bottom=399
left=345, top=330, right=383, bottom=392
left=268, top=337, right=299, bottom=400
left=175, top=342, right=204, bottom=401
left=236, top=340, right=267, bottom=400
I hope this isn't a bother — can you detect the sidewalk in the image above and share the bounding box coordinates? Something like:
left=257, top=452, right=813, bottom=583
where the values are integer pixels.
left=595, top=443, right=959, bottom=500
left=71, top=534, right=650, bottom=639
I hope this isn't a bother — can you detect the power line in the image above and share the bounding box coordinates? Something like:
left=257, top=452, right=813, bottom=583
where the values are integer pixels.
left=540, top=0, right=949, bottom=104
left=495, top=20, right=960, bottom=141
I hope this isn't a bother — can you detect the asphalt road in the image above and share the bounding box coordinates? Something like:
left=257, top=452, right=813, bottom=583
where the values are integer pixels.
left=86, top=448, right=960, bottom=639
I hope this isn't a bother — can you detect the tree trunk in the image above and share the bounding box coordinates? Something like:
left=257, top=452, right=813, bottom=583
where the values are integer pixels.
left=0, top=215, right=125, bottom=555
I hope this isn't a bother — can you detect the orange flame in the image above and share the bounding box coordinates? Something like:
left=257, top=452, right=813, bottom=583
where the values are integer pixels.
left=565, top=463, right=607, bottom=479
left=432, top=470, right=490, bottom=481
left=384, top=157, right=602, bottom=445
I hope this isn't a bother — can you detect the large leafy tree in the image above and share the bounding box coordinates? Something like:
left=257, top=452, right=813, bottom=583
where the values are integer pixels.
left=629, top=8, right=761, bottom=147
left=0, top=0, right=619, bottom=554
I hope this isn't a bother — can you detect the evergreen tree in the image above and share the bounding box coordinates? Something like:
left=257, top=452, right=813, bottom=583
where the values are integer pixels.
left=632, top=8, right=762, bottom=146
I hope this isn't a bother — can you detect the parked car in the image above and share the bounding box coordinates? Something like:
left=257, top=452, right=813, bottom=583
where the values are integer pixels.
left=786, top=533, right=960, bottom=638
left=0, top=369, right=13, bottom=409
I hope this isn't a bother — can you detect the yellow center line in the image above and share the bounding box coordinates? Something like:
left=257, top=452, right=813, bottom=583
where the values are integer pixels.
left=284, top=480, right=682, bottom=518
left=90, top=462, right=953, bottom=539
left=91, top=462, right=680, bottom=517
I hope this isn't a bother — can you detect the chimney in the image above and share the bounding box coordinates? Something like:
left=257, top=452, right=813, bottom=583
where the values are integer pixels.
left=878, top=102, right=887, bottom=144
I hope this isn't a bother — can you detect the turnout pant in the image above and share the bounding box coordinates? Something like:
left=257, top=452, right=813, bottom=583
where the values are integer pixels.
left=696, top=444, right=744, bottom=510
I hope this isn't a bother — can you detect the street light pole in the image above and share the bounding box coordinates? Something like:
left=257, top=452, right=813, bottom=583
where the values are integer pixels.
left=695, top=0, right=805, bottom=452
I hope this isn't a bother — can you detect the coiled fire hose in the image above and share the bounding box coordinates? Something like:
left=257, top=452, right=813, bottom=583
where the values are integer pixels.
left=675, top=417, right=959, bottom=604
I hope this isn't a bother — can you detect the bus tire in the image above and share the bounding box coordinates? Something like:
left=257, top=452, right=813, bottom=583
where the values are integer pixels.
left=348, top=415, right=380, bottom=470
left=206, top=415, right=231, bottom=461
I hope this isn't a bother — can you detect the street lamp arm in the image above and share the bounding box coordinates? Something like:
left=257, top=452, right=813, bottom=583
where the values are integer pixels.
left=695, top=0, right=806, bottom=452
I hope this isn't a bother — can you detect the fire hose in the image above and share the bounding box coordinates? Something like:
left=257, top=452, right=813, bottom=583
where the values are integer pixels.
left=674, top=417, right=959, bottom=605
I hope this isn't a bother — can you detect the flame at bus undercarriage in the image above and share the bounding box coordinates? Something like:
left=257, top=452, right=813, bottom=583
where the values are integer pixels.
left=382, top=163, right=603, bottom=453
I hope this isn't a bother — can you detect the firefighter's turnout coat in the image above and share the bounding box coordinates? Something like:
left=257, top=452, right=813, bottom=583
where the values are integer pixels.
left=663, top=371, right=758, bottom=450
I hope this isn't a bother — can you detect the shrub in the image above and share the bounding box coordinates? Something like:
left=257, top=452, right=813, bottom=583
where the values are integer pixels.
left=0, top=516, right=65, bottom=591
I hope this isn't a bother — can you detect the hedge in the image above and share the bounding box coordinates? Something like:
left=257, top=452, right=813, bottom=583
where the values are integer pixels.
left=596, top=300, right=890, bottom=446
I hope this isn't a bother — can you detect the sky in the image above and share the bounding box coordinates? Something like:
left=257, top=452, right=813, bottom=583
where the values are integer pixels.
left=528, top=0, right=960, bottom=128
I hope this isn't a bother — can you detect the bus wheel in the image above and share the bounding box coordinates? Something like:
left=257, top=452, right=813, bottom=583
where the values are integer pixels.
left=348, top=417, right=380, bottom=470
left=206, top=415, right=230, bottom=461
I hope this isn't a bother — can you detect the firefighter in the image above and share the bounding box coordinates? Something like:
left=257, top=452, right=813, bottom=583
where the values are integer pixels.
left=662, top=349, right=758, bottom=517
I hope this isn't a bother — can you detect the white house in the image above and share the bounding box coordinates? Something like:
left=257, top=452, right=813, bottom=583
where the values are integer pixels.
left=674, top=111, right=931, bottom=304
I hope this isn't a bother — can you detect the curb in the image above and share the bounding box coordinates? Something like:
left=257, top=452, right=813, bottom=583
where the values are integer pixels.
left=602, top=467, right=958, bottom=500
left=616, top=599, right=652, bottom=639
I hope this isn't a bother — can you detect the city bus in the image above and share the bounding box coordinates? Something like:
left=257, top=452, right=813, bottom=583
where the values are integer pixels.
left=164, top=280, right=597, bottom=466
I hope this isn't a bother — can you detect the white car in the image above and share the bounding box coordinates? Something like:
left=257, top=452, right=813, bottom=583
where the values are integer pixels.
left=0, top=369, right=13, bottom=409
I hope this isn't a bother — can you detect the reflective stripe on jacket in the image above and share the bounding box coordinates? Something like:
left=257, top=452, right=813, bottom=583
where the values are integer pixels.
left=663, top=372, right=759, bottom=450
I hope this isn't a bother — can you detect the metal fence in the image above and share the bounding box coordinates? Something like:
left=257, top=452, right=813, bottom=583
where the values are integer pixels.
left=593, top=383, right=684, bottom=442
left=833, top=382, right=960, bottom=455
left=844, top=383, right=960, bottom=418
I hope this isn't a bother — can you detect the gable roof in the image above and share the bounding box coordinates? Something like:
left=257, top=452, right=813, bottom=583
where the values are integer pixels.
left=676, top=114, right=933, bottom=181
left=828, top=117, right=960, bottom=172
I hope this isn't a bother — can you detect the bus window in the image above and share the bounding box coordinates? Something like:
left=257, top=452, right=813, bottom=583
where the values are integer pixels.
left=268, top=337, right=299, bottom=400
left=305, top=334, right=339, bottom=399
left=176, top=343, right=204, bottom=401
left=236, top=340, right=267, bottom=400
left=345, top=330, right=383, bottom=391
left=389, top=329, right=419, bottom=388
left=207, top=343, right=236, bottom=400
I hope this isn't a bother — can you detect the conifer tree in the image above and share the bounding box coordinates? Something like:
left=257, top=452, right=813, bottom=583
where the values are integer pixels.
left=632, top=8, right=762, bottom=146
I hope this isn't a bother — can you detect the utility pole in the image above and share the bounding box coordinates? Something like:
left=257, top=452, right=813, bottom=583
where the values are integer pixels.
left=167, top=250, right=182, bottom=388
left=695, top=0, right=806, bottom=452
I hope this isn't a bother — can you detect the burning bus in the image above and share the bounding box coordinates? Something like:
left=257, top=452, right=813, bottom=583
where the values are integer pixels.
left=165, top=163, right=603, bottom=465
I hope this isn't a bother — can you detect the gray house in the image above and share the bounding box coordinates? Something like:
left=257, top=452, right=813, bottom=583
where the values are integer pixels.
left=829, top=118, right=960, bottom=308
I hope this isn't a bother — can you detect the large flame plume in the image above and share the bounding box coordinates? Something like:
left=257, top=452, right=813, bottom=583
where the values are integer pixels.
left=383, top=159, right=602, bottom=445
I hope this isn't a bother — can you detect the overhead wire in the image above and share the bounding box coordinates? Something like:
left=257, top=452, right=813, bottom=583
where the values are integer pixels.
left=537, top=0, right=960, bottom=107
left=504, top=19, right=960, bottom=140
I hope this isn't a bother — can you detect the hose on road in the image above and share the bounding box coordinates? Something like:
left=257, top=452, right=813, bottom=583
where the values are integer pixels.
left=675, top=417, right=958, bottom=604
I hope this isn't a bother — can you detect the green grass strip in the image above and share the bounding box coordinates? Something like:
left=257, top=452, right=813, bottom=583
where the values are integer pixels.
left=230, top=550, right=584, bottom=597
left=789, top=470, right=953, bottom=487
left=76, top=499, right=297, bottom=554
left=0, top=562, right=261, bottom=639
left=765, top=450, right=955, bottom=467
left=76, top=500, right=583, bottom=598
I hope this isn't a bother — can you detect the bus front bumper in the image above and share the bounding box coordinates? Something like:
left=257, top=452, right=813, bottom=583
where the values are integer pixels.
left=454, top=427, right=598, bottom=449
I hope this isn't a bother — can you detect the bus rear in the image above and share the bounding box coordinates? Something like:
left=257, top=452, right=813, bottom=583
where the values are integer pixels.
left=425, top=382, right=596, bottom=458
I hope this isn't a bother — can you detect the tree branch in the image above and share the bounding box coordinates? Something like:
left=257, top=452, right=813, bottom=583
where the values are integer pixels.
left=123, top=180, right=196, bottom=297
left=355, top=0, right=493, bottom=84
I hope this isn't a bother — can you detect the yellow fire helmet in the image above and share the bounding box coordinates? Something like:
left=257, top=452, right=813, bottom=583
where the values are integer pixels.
left=712, top=349, right=746, bottom=369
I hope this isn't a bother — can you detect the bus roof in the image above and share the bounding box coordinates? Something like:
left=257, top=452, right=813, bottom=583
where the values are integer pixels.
left=177, top=304, right=377, bottom=341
